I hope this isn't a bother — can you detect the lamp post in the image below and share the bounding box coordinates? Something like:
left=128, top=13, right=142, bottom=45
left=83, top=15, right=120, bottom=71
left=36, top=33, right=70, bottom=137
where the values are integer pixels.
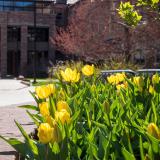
left=33, top=0, right=37, bottom=83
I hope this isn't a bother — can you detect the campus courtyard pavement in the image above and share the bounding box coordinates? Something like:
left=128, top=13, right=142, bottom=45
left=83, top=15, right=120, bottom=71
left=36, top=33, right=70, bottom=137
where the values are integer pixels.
left=0, top=79, right=36, bottom=160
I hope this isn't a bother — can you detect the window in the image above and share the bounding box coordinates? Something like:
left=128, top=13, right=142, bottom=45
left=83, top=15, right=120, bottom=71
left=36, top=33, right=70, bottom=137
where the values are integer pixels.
left=0, top=0, right=53, bottom=13
left=28, top=27, right=49, bottom=42
left=134, top=51, right=145, bottom=64
left=7, top=26, right=21, bottom=42
left=56, top=13, right=64, bottom=26
left=27, top=51, right=48, bottom=65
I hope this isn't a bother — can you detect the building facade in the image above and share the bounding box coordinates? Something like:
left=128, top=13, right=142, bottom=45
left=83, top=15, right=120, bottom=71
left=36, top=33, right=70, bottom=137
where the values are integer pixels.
left=0, top=0, right=56, bottom=77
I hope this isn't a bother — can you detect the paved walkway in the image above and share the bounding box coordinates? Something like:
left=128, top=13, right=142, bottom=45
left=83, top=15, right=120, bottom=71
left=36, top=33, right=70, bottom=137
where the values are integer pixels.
left=0, top=80, right=36, bottom=160
left=0, top=79, right=34, bottom=107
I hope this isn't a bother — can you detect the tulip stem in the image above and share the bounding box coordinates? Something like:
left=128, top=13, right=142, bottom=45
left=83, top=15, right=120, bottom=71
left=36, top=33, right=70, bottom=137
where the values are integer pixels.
left=45, top=144, right=48, bottom=160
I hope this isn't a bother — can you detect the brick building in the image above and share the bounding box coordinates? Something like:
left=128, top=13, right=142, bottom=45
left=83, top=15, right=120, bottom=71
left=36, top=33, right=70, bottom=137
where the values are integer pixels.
left=0, top=0, right=65, bottom=78
left=56, top=0, right=160, bottom=67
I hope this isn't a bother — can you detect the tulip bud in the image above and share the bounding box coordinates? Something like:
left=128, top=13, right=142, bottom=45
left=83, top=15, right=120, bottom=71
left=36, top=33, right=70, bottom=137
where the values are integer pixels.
left=144, top=154, right=150, bottom=160
left=61, top=68, right=80, bottom=83
left=47, top=84, right=55, bottom=95
left=152, top=74, right=159, bottom=85
left=55, top=109, right=70, bottom=124
left=45, top=116, right=62, bottom=143
left=57, top=101, right=70, bottom=112
left=35, top=85, right=50, bottom=99
left=38, top=123, right=53, bottom=144
left=149, top=85, right=155, bottom=95
left=147, top=123, right=160, bottom=139
left=82, top=64, right=94, bottom=76
left=133, top=76, right=144, bottom=87
left=39, top=102, right=50, bottom=117
left=103, top=101, right=110, bottom=114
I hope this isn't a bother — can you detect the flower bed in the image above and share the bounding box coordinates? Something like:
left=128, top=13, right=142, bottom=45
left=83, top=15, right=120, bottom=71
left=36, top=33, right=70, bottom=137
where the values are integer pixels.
left=1, top=65, right=160, bottom=159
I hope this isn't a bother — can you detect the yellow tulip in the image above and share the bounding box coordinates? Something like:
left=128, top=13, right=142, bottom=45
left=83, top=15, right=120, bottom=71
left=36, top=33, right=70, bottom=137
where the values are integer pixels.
left=116, top=82, right=128, bottom=90
left=116, top=73, right=126, bottom=83
left=47, top=84, right=55, bottom=95
left=107, top=73, right=126, bottom=85
left=35, top=84, right=55, bottom=99
left=35, top=85, right=50, bottom=99
left=55, top=109, right=70, bottom=124
left=107, top=75, right=118, bottom=85
left=57, top=101, right=70, bottom=112
left=149, top=85, right=155, bottom=95
left=82, top=64, right=94, bottom=76
left=38, top=123, right=53, bottom=144
left=147, top=123, right=160, bottom=139
left=133, top=76, right=144, bottom=86
left=39, top=102, right=50, bottom=117
left=152, top=74, right=159, bottom=85
left=45, top=116, right=62, bottom=143
left=70, top=69, right=80, bottom=82
left=61, top=68, right=80, bottom=83
left=46, top=116, right=56, bottom=127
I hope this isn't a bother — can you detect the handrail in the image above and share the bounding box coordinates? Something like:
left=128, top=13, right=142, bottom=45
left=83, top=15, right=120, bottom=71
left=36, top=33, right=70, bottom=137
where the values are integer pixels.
left=101, top=69, right=160, bottom=77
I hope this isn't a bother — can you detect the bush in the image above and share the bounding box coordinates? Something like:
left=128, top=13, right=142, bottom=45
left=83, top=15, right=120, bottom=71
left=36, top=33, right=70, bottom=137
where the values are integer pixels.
left=1, top=65, right=160, bottom=159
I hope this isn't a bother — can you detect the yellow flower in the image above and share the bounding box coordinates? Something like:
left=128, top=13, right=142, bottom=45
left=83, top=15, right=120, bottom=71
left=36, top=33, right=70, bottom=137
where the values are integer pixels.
left=107, top=75, right=118, bottom=84
left=116, top=73, right=126, bottom=83
left=116, top=82, right=128, bottom=90
left=60, top=68, right=80, bottom=83
left=152, top=74, right=159, bottom=85
left=45, top=116, right=62, bottom=143
left=107, top=73, right=126, bottom=85
left=35, top=85, right=50, bottom=99
left=133, top=76, right=144, bottom=92
left=47, top=84, right=55, bottom=95
left=147, top=123, right=160, bottom=139
left=82, top=64, right=94, bottom=76
left=149, top=85, right=155, bottom=95
left=57, top=101, right=70, bottom=112
left=38, top=123, right=53, bottom=144
left=39, top=102, right=50, bottom=117
left=46, top=116, right=56, bottom=127
left=133, top=76, right=144, bottom=86
left=35, top=84, right=55, bottom=99
left=55, top=109, right=70, bottom=124
left=70, top=69, right=80, bottom=82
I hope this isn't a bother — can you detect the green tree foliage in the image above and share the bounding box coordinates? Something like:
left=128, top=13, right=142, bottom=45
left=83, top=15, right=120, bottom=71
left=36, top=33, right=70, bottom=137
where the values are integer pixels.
left=117, top=2, right=142, bottom=26
left=137, top=0, right=159, bottom=8
left=118, top=0, right=160, bottom=26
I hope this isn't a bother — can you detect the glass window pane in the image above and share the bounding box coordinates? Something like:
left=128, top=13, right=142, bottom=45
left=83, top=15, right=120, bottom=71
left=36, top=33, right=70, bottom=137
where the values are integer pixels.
left=4, top=1, right=14, bottom=6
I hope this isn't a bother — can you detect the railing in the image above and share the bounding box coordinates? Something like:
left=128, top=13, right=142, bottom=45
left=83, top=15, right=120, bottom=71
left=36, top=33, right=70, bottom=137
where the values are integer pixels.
left=100, top=69, right=160, bottom=79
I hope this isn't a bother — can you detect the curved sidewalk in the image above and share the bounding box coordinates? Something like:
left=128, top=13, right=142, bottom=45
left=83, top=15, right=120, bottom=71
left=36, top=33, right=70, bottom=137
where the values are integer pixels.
left=0, top=80, right=36, bottom=160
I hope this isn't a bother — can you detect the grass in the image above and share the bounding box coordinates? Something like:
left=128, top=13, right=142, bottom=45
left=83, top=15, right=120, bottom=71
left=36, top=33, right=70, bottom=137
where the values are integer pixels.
left=25, top=78, right=57, bottom=86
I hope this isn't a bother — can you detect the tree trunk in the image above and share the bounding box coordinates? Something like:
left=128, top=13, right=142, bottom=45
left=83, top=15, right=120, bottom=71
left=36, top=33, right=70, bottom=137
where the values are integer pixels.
left=124, top=27, right=131, bottom=62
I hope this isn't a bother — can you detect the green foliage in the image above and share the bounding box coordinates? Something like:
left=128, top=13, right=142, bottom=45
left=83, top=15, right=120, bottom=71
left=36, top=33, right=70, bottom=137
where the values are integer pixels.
left=1, top=65, right=160, bottom=159
left=137, top=0, right=160, bottom=9
left=118, top=2, right=142, bottom=26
